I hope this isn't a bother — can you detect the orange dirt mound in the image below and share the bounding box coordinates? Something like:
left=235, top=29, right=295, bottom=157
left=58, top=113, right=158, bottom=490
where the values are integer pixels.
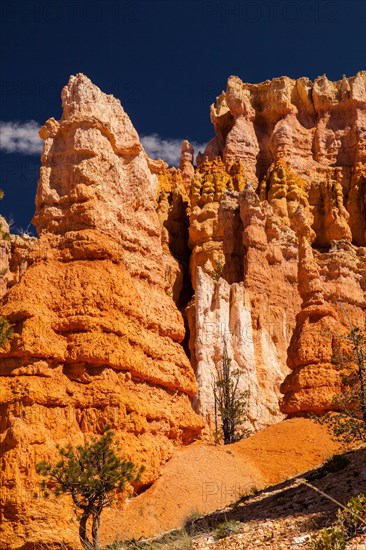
left=101, top=418, right=343, bottom=544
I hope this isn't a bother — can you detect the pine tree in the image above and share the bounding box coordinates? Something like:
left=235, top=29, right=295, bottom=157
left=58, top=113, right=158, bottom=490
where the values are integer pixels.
left=213, top=341, right=251, bottom=444
left=36, top=427, right=144, bottom=550
left=0, top=316, right=13, bottom=347
left=316, top=326, right=366, bottom=444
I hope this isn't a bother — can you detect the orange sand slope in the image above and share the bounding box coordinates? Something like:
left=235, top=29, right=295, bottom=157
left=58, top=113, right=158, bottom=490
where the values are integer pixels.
left=101, top=418, right=343, bottom=543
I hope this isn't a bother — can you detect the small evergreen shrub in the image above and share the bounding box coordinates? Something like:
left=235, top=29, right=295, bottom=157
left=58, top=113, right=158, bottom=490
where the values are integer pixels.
left=337, top=493, right=366, bottom=538
left=310, top=525, right=346, bottom=550
left=37, top=427, right=144, bottom=550
left=213, top=341, right=251, bottom=444
left=211, top=260, right=224, bottom=282
left=0, top=316, right=13, bottom=347
left=310, top=493, right=366, bottom=549
left=314, top=327, right=366, bottom=444
left=213, top=520, right=241, bottom=540
left=116, top=530, right=193, bottom=549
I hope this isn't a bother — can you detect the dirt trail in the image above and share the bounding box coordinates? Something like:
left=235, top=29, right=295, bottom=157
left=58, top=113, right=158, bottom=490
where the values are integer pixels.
left=101, top=418, right=343, bottom=544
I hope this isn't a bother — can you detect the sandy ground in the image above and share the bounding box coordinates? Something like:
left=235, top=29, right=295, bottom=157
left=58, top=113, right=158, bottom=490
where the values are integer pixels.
left=191, top=445, right=366, bottom=549
left=100, top=418, right=343, bottom=544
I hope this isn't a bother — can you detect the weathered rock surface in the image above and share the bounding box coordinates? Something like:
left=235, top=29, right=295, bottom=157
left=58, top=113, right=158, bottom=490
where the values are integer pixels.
left=0, top=216, right=11, bottom=298
left=187, top=168, right=302, bottom=430
left=188, top=72, right=366, bottom=428
left=0, top=74, right=203, bottom=549
left=1, top=71, right=366, bottom=548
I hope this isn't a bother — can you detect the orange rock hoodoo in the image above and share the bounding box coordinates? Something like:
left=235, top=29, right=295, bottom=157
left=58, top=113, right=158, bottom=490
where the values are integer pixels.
left=0, top=75, right=203, bottom=549
left=0, top=71, right=366, bottom=548
left=188, top=72, right=366, bottom=429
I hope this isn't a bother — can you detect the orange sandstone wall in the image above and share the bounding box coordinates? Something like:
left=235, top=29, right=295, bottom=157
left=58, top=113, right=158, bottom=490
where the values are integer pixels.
left=187, top=72, right=366, bottom=427
left=0, top=75, right=203, bottom=549
left=0, top=71, right=366, bottom=548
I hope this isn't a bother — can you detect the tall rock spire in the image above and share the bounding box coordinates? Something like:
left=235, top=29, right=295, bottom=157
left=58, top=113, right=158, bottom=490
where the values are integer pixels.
left=0, top=74, right=203, bottom=549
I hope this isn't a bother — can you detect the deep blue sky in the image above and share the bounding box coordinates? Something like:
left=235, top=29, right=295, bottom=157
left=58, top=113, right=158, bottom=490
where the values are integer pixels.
left=0, top=0, right=365, bottom=232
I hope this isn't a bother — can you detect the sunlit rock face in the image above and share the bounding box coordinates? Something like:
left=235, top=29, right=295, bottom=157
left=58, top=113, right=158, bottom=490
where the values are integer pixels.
left=0, top=216, right=11, bottom=298
left=0, top=74, right=203, bottom=549
left=0, top=71, right=365, bottom=549
left=188, top=72, right=366, bottom=428
left=187, top=177, right=302, bottom=431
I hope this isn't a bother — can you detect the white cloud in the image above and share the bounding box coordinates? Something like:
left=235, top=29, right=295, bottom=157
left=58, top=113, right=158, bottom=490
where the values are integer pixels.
left=0, top=120, right=42, bottom=155
left=141, top=133, right=206, bottom=166
left=0, top=121, right=206, bottom=166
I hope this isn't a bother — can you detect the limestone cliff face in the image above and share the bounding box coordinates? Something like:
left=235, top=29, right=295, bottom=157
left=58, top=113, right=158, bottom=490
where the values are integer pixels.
left=0, top=75, right=203, bottom=549
left=188, top=72, right=366, bottom=427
